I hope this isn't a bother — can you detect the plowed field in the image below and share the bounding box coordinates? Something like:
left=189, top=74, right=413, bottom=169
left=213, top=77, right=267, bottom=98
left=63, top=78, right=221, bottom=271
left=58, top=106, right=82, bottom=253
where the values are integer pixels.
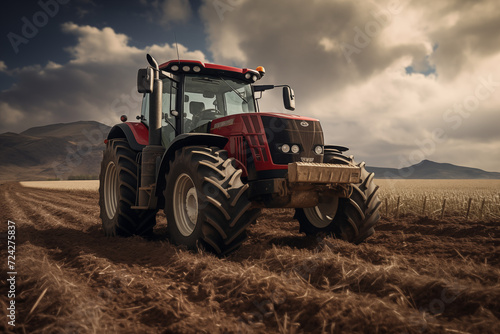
left=1, top=182, right=499, bottom=333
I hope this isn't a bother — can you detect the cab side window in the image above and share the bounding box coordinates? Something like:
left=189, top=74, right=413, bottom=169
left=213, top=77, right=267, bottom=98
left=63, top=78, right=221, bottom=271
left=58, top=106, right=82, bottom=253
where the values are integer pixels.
left=161, top=78, right=178, bottom=147
left=141, top=94, right=150, bottom=126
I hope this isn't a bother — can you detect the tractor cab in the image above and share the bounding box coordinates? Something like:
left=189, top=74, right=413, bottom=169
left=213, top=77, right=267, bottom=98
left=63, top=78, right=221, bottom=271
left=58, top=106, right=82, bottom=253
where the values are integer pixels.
left=137, top=59, right=296, bottom=147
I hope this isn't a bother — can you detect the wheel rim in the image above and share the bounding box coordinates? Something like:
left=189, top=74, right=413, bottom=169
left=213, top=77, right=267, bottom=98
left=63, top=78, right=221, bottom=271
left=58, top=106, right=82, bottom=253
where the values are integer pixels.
left=303, top=197, right=339, bottom=229
left=173, top=173, right=198, bottom=237
left=104, top=161, right=118, bottom=220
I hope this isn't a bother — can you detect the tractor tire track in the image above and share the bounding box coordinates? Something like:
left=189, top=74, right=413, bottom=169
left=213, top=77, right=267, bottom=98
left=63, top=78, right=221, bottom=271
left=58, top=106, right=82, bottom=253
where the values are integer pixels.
left=25, top=190, right=98, bottom=212
left=17, top=194, right=99, bottom=231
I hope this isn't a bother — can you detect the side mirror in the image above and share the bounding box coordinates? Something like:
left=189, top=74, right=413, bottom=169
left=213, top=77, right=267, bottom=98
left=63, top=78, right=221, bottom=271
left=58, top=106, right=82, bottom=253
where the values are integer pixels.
left=283, top=86, right=295, bottom=111
left=137, top=68, right=153, bottom=93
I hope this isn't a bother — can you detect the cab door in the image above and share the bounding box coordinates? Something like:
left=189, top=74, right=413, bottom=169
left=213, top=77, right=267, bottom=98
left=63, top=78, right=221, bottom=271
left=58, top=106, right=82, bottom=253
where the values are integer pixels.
left=160, top=77, right=178, bottom=147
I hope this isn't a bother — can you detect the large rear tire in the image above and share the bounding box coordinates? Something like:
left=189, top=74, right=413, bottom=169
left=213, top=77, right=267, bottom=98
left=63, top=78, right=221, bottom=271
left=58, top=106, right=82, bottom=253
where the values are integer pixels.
left=164, top=146, right=260, bottom=256
left=295, top=151, right=381, bottom=244
left=99, top=139, right=157, bottom=236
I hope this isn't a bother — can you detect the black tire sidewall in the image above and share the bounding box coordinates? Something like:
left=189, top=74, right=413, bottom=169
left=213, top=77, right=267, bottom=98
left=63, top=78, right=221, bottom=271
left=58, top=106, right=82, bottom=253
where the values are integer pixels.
left=295, top=152, right=348, bottom=235
left=99, top=140, right=139, bottom=236
left=164, top=146, right=260, bottom=255
left=296, top=152, right=380, bottom=243
left=99, top=139, right=157, bottom=237
left=99, top=142, right=120, bottom=235
left=165, top=149, right=205, bottom=249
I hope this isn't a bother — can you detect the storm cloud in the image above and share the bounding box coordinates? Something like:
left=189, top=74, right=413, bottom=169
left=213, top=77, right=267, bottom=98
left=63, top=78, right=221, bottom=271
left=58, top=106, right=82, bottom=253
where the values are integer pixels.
left=200, top=0, right=500, bottom=171
left=0, top=22, right=207, bottom=133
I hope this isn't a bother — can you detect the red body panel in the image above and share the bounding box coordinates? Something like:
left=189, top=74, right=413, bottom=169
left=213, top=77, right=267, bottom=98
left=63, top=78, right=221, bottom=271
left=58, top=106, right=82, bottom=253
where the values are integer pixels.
left=256, top=112, right=318, bottom=122
left=211, top=113, right=318, bottom=177
left=125, top=113, right=318, bottom=178
left=125, top=122, right=149, bottom=146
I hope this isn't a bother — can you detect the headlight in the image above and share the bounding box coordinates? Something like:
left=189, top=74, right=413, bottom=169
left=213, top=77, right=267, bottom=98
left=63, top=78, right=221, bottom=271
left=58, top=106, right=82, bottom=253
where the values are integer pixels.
left=281, top=144, right=290, bottom=153
left=182, top=65, right=190, bottom=72
left=171, top=65, right=179, bottom=71
left=314, top=146, right=323, bottom=155
left=245, top=73, right=252, bottom=79
left=291, top=145, right=300, bottom=154
left=252, top=75, right=258, bottom=82
left=193, top=66, right=201, bottom=72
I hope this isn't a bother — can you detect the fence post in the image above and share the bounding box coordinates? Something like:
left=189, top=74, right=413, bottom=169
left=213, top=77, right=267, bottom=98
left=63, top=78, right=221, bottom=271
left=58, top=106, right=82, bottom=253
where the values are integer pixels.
left=422, top=196, right=427, bottom=216
left=440, top=198, right=447, bottom=219
left=395, top=196, right=400, bottom=219
left=466, top=198, right=472, bottom=220
left=479, top=198, right=486, bottom=219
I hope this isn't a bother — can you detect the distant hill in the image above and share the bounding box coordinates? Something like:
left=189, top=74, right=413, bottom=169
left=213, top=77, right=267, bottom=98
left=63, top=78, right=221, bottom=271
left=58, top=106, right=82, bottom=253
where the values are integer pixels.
left=367, top=159, right=500, bottom=179
left=0, top=121, right=111, bottom=181
left=21, top=121, right=109, bottom=142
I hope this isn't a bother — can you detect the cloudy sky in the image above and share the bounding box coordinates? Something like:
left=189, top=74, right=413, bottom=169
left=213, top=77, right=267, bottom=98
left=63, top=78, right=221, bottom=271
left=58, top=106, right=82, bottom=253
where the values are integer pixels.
left=1, top=0, right=499, bottom=171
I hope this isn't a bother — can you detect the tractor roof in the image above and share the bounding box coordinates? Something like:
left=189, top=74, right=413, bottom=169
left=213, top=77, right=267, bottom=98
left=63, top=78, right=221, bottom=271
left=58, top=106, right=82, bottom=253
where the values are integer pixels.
left=159, top=60, right=262, bottom=83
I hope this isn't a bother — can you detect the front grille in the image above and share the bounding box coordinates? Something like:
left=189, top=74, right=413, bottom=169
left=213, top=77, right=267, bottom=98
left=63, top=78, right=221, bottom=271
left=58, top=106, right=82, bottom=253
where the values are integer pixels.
left=261, top=116, right=324, bottom=165
left=229, top=135, right=247, bottom=167
left=242, top=115, right=268, bottom=162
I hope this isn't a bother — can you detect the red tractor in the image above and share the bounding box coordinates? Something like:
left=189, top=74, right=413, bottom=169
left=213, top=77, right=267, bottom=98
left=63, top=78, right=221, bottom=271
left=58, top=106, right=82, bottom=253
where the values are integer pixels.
left=99, top=54, right=381, bottom=255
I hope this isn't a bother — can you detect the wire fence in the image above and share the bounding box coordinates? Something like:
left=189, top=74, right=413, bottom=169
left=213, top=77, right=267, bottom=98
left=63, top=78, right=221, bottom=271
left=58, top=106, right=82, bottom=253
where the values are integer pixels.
left=380, top=195, right=500, bottom=220
left=375, top=179, right=500, bottom=220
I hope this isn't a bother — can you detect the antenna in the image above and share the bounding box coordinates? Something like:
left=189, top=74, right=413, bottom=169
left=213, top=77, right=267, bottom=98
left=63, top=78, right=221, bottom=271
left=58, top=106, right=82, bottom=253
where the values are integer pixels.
left=174, top=32, right=180, bottom=64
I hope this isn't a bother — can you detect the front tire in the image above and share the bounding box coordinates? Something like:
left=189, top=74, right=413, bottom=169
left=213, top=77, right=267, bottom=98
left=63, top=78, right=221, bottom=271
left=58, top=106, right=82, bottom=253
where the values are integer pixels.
left=295, top=153, right=381, bottom=244
left=99, top=139, right=157, bottom=236
left=164, top=146, right=260, bottom=256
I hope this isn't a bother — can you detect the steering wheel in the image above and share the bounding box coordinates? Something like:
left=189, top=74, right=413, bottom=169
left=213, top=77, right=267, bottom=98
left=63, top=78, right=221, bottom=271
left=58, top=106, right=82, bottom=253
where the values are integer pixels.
left=192, top=108, right=222, bottom=129
left=201, top=108, right=222, bottom=115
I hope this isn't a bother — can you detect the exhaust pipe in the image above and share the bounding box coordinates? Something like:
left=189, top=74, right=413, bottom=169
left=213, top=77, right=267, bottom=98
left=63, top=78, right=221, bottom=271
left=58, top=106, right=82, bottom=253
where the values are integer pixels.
left=137, top=54, right=165, bottom=208
left=147, top=54, right=162, bottom=146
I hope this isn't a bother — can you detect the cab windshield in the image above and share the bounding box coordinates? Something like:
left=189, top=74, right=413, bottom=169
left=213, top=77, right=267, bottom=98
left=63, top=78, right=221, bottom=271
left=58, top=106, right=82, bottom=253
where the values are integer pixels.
left=183, top=75, right=256, bottom=132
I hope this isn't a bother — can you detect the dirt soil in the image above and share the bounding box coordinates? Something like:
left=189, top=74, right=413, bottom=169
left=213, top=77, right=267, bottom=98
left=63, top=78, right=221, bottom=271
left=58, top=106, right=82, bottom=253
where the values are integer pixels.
left=1, top=182, right=499, bottom=333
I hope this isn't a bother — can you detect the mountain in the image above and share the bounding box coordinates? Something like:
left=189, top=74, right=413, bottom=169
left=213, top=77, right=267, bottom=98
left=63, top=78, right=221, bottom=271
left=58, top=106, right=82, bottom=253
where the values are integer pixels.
left=367, top=159, right=500, bottom=179
left=21, top=121, right=108, bottom=142
left=0, top=121, right=111, bottom=181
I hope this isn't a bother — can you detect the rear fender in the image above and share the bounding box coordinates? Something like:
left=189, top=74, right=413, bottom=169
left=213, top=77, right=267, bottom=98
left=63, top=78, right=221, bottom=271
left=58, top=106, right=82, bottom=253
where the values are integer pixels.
left=155, top=133, right=229, bottom=197
left=107, top=123, right=149, bottom=152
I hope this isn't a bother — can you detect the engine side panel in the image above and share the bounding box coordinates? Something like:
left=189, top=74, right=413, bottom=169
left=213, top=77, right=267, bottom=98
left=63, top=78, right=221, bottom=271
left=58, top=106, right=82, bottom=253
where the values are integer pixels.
left=210, top=113, right=324, bottom=180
